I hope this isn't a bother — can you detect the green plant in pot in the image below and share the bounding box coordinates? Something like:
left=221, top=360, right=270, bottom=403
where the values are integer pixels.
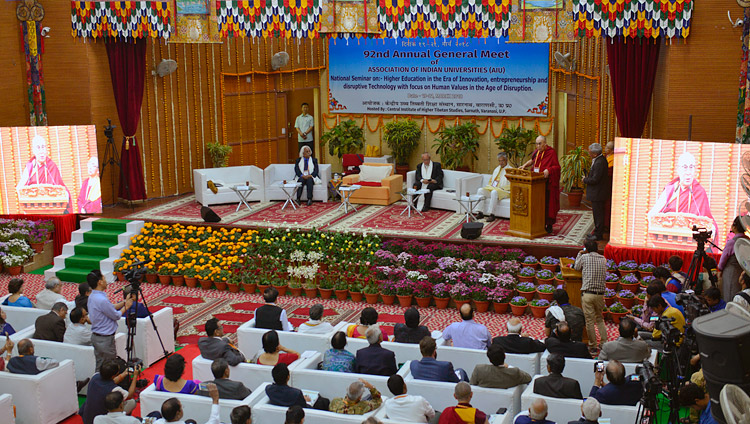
left=560, top=146, right=591, bottom=207
left=320, top=119, right=365, bottom=159
left=433, top=122, right=480, bottom=171
left=383, top=119, right=421, bottom=177
left=206, top=142, right=232, bottom=168
left=494, top=126, right=537, bottom=168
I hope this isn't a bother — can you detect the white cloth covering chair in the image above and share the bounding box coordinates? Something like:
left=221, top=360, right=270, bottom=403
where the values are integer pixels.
left=139, top=383, right=264, bottom=424
left=0, top=394, right=15, bottom=424
left=264, top=163, right=332, bottom=203
left=1, top=305, right=49, bottom=331
left=461, top=173, right=512, bottom=218
left=193, top=165, right=265, bottom=206
left=236, top=319, right=347, bottom=360
left=191, top=353, right=306, bottom=391
left=117, top=307, right=175, bottom=367
left=406, top=169, right=484, bottom=212
left=0, top=359, right=78, bottom=424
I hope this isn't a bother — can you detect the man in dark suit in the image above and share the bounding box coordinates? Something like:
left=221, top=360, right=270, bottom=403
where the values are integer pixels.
left=589, top=359, right=642, bottom=406
left=410, top=336, right=461, bottom=383
left=265, top=363, right=311, bottom=408
left=545, top=322, right=592, bottom=359
left=255, top=287, right=292, bottom=331
left=533, top=353, right=583, bottom=399
left=196, top=358, right=251, bottom=400
left=355, top=326, right=397, bottom=377
left=198, top=318, right=246, bottom=366
left=33, top=302, right=67, bottom=342
left=492, top=317, right=546, bottom=354
left=583, top=143, right=609, bottom=240
left=413, top=152, right=444, bottom=212
left=295, top=145, right=319, bottom=206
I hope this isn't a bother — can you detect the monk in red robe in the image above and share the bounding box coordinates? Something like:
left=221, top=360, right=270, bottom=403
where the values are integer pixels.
left=16, top=135, right=71, bottom=213
left=438, top=382, right=489, bottom=424
left=522, top=135, right=561, bottom=233
left=77, top=157, right=102, bottom=214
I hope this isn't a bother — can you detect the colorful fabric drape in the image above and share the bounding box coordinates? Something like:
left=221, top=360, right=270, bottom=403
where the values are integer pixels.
left=737, top=7, right=750, bottom=144
left=105, top=39, right=148, bottom=201
left=606, top=38, right=661, bottom=138
left=572, top=0, right=692, bottom=40
left=20, top=20, right=46, bottom=126
left=71, top=1, right=172, bottom=39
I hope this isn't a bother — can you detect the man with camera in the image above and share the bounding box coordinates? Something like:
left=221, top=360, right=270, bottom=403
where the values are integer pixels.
left=589, top=359, right=642, bottom=406
left=88, top=270, right=134, bottom=371
left=573, top=238, right=608, bottom=354
left=678, top=383, right=719, bottom=424
left=646, top=294, right=685, bottom=350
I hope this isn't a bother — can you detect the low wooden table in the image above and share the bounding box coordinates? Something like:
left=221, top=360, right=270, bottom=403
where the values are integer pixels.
left=560, top=257, right=588, bottom=345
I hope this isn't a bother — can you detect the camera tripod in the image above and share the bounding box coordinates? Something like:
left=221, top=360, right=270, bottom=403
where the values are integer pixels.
left=684, top=226, right=720, bottom=295
left=100, top=119, right=133, bottom=209
left=121, top=275, right=171, bottom=369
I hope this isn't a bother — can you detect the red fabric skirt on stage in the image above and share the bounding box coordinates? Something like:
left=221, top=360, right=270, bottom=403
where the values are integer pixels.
left=1, top=214, right=76, bottom=257
left=604, top=244, right=720, bottom=271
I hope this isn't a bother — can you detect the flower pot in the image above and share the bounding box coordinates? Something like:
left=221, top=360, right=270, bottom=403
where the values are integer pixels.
left=6, top=265, right=22, bottom=276
left=620, top=282, right=640, bottom=293
left=540, top=263, right=558, bottom=272
left=474, top=300, right=490, bottom=313
left=228, top=284, right=241, bottom=293
left=518, top=291, right=536, bottom=301
left=172, top=275, right=185, bottom=286
left=185, top=277, right=198, bottom=288
left=434, top=297, right=450, bottom=309
left=199, top=279, right=213, bottom=290
left=30, top=242, right=44, bottom=254
left=536, top=291, right=554, bottom=302
left=566, top=189, right=584, bottom=207
left=518, top=275, right=535, bottom=284
left=511, top=304, right=527, bottom=316
left=610, top=311, right=627, bottom=324
left=257, top=284, right=270, bottom=294
left=521, top=262, right=538, bottom=269
left=493, top=302, right=509, bottom=314
left=635, top=296, right=646, bottom=305
left=115, top=272, right=125, bottom=282
left=638, top=271, right=653, bottom=279
left=242, top=283, right=257, bottom=293
left=214, top=281, right=228, bottom=291
left=554, top=277, right=565, bottom=286
left=530, top=305, right=549, bottom=319
left=289, top=287, right=303, bottom=297
left=158, top=275, right=171, bottom=285
left=602, top=310, right=610, bottom=320
left=350, top=291, right=363, bottom=303
left=301, top=287, right=317, bottom=298
left=381, top=294, right=395, bottom=305
left=619, top=269, right=637, bottom=276
left=395, top=164, right=410, bottom=179
left=273, top=285, right=288, bottom=297
left=336, top=289, right=350, bottom=301
left=415, top=296, right=432, bottom=308
left=146, top=273, right=158, bottom=284
left=604, top=296, right=615, bottom=307
left=364, top=293, right=379, bottom=304
left=617, top=296, right=635, bottom=309
left=397, top=295, right=413, bottom=308
left=605, top=281, right=619, bottom=290
left=319, top=288, right=334, bottom=299
left=454, top=299, right=470, bottom=310
left=536, top=278, right=554, bottom=286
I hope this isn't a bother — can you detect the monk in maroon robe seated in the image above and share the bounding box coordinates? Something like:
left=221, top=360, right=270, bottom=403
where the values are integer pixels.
left=16, top=135, right=71, bottom=213
left=438, top=382, right=489, bottom=424
left=522, top=135, right=561, bottom=234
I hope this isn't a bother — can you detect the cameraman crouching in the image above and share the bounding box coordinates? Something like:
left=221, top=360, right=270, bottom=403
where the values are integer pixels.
left=646, top=295, right=685, bottom=350
left=679, top=383, right=719, bottom=424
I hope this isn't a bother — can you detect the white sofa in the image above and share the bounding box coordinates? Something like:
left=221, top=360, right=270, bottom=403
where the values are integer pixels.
left=0, top=394, right=14, bottom=424
left=0, top=359, right=78, bottom=424
left=264, top=163, right=332, bottom=203
left=117, top=307, right=175, bottom=367
left=406, top=169, right=484, bottom=212
left=521, top=376, right=641, bottom=424
left=375, top=406, right=512, bottom=424
left=460, top=174, right=512, bottom=218
left=139, top=383, right=264, bottom=423
left=236, top=319, right=348, bottom=360
left=435, top=345, right=541, bottom=377
left=192, top=353, right=306, bottom=391
left=2, top=305, right=49, bottom=331
left=193, top=165, right=265, bottom=206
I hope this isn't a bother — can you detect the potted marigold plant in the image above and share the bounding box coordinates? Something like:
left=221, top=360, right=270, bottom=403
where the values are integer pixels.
left=157, top=263, right=173, bottom=286
left=510, top=296, right=528, bottom=316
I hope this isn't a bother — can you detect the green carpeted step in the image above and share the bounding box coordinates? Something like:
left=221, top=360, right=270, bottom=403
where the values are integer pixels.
left=73, top=242, right=112, bottom=257
left=91, top=218, right=130, bottom=233
left=82, top=229, right=122, bottom=245
left=55, top=268, right=92, bottom=284
left=64, top=254, right=104, bottom=270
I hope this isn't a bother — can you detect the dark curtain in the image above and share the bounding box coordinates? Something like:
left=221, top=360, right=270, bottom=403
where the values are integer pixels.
left=606, top=38, right=661, bottom=138
left=105, top=39, right=147, bottom=201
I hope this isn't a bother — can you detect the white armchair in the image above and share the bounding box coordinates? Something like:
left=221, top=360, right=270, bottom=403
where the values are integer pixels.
left=192, top=354, right=305, bottom=391
left=193, top=165, right=265, bottom=206
left=236, top=319, right=347, bottom=359
left=264, top=163, right=332, bottom=203
left=460, top=174, right=512, bottom=218
left=139, top=383, right=265, bottom=423
left=0, top=394, right=14, bottom=424
left=406, top=169, right=484, bottom=212
left=0, top=359, right=78, bottom=424
left=117, top=307, right=175, bottom=367
left=2, top=305, right=49, bottom=330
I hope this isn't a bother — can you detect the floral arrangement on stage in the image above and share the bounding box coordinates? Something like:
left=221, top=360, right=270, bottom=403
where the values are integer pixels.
left=0, top=219, right=51, bottom=275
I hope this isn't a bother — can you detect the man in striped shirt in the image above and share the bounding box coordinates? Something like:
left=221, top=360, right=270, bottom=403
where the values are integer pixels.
left=574, top=238, right=608, bottom=353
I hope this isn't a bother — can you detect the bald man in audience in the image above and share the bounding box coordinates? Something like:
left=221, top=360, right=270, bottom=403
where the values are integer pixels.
left=514, top=399, right=556, bottom=424
left=441, top=304, right=491, bottom=350
left=438, top=382, right=488, bottom=424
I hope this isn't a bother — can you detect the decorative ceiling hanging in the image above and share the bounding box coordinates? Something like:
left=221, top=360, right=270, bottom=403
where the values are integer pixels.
left=71, top=1, right=173, bottom=39
left=571, top=0, right=693, bottom=40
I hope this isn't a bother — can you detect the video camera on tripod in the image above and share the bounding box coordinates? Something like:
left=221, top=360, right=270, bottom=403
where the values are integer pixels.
left=676, top=289, right=710, bottom=323
left=649, top=315, right=682, bottom=353
left=104, top=118, right=116, bottom=140
left=633, top=360, right=661, bottom=400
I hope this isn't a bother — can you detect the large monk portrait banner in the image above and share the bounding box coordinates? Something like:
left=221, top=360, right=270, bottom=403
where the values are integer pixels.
left=0, top=126, right=101, bottom=215
left=610, top=137, right=750, bottom=251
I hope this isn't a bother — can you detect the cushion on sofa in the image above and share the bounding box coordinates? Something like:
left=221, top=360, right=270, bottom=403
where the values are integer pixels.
left=358, top=181, right=382, bottom=187
left=359, top=165, right=392, bottom=182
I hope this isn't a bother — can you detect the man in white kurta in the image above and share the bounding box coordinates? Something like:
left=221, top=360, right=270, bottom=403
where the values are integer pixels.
left=294, top=103, right=314, bottom=156
left=476, top=153, right=511, bottom=222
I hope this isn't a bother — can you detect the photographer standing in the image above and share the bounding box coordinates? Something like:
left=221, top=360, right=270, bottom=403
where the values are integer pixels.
left=646, top=295, right=685, bottom=350
left=574, top=239, right=608, bottom=355
left=87, top=270, right=133, bottom=371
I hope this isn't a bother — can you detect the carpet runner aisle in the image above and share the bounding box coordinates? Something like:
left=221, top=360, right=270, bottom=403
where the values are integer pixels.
left=45, top=218, right=144, bottom=284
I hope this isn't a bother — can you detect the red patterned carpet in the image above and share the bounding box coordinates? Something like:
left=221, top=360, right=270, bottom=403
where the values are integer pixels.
left=231, top=200, right=364, bottom=229
left=326, top=203, right=464, bottom=238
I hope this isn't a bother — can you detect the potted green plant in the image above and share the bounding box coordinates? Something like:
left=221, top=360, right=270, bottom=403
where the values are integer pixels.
left=609, top=301, right=628, bottom=324
left=494, top=126, right=537, bottom=167
left=320, top=119, right=365, bottom=159
left=363, top=284, right=379, bottom=304
left=559, top=146, right=591, bottom=207
left=206, top=142, right=232, bottom=168
left=433, top=122, right=480, bottom=171
left=536, top=284, right=555, bottom=302
left=510, top=296, right=528, bottom=316
left=383, top=119, right=421, bottom=177
left=516, top=281, right=537, bottom=301
left=530, top=298, right=550, bottom=318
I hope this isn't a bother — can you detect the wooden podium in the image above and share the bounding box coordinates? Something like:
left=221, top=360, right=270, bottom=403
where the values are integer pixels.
left=505, top=168, right=548, bottom=239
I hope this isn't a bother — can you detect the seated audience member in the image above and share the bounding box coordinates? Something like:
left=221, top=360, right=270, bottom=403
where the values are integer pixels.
left=567, top=398, right=601, bottom=424
left=589, top=359, right=642, bottom=406
left=0, top=337, right=13, bottom=371
left=514, top=399, right=555, bottom=424
left=196, top=358, right=252, bottom=400
left=492, top=318, right=546, bottom=354
left=679, top=383, right=719, bottom=424
left=647, top=294, right=686, bottom=349
left=2, top=278, right=34, bottom=307
left=470, top=343, right=531, bottom=389
left=256, top=330, right=300, bottom=366
left=322, top=331, right=356, bottom=373
left=394, top=307, right=431, bottom=344
left=35, top=277, right=67, bottom=310
left=355, top=326, right=397, bottom=376
left=0, top=307, right=16, bottom=336
left=155, top=382, right=219, bottom=424
left=545, top=290, right=585, bottom=342
left=64, top=306, right=93, bottom=346
left=362, top=419, right=384, bottom=424
left=33, top=301, right=68, bottom=342
left=93, top=391, right=141, bottom=424
left=627, top=292, right=657, bottom=340
left=7, top=338, right=59, bottom=374
left=533, top=353, right=583, bottom=399
left=297, top=304, right=334, bottom=334
left=441, top=304, right=491, bottom=350
left=76, top=282, right=92, bottom=311
left=285, top=405, right=305, bottom=424
left=347, top=307, right=379, bottom=339
left=385, top=374, right=436, bottom=423
left=650, top=269, right=686, bottom=315
left=198, top=317, right=246, bottom=366
left=667, top=256, right=687, bottom=293
left=598, top=318, right=650, bottom=362
left=732, top=271, right=750, bottom=312
left=545, top=322, right=591, bottom=359
left=703, top=287, right=726, bottom=312
left=121, top=286, right=149, bottom=318
left=438, top=382, right=488, bottom=424
left=81, top=358, right=140, bottom=424
left=330, top=379, right=383, bottom=415
left=255, top=287, right=292, bottom=331
left=230, top=405, right=252, bottom=424
left=266, top=363, right=311, bottom=408
left=154, top=354, right=200, bottom=394
left=410, top=336, right=461, bottom=383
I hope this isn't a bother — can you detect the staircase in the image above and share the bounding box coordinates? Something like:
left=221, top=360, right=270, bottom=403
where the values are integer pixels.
left=45, top=218, right=144, bottom=284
